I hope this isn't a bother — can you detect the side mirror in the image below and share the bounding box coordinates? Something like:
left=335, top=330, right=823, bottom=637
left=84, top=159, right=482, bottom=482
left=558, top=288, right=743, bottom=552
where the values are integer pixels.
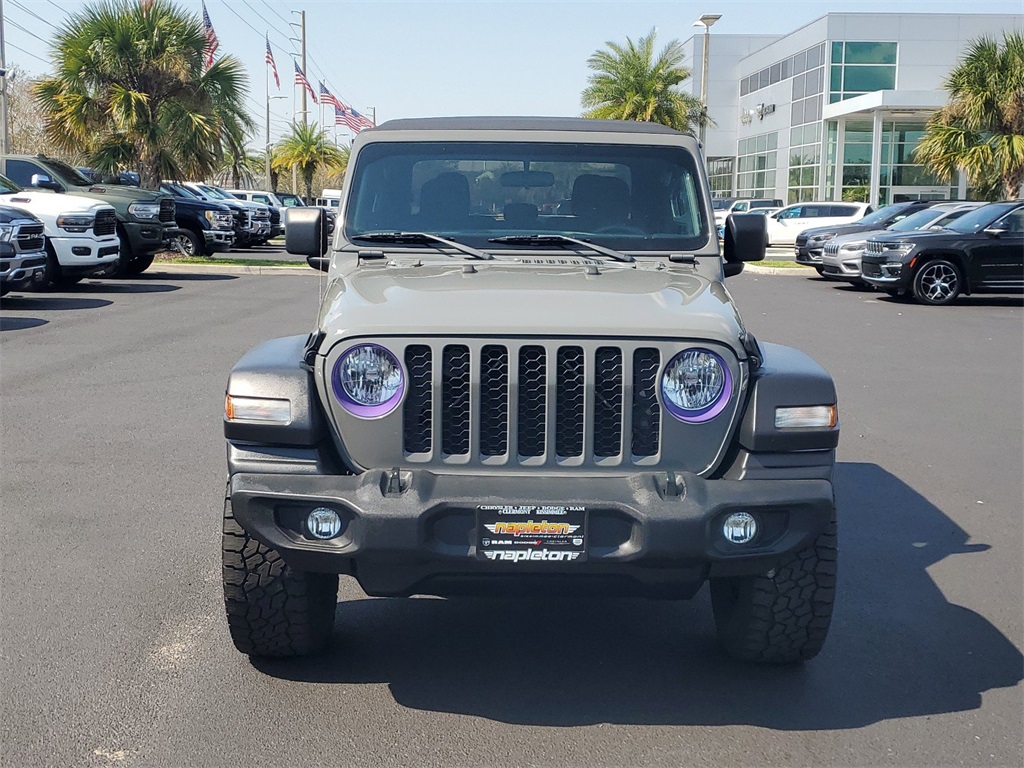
left=285, top=206, right=329, bottom=271
left=723, top=213, right=767, bottom=273
left=982, top=227, right=1007, bottom=238
left=30, top=173, right=61, bottom=191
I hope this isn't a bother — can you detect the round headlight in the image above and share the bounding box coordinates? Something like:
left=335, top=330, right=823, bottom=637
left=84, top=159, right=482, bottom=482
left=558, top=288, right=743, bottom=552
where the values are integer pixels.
left=661, top=349, right=732, bottom=423
left=331, top=344, right=404, bottom=417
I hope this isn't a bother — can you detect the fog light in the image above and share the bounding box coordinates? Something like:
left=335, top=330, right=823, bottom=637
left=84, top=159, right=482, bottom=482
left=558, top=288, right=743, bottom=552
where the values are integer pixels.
left=306, top=507, right=342, bottom=539
left=723, top=512, right=758, bottom=544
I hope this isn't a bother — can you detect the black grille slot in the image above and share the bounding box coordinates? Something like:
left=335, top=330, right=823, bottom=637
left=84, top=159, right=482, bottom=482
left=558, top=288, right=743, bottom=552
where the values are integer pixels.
left=93, top=209, right=116, bottom=236
left=478, top=345, right=509, bottom=456
left=593, top=347, right=624, bottom=457
left=441, top=345, right=470, bottom=455
left=15, top=223, right=44, bottom=253
left=403, top=345, right=433, bottom=454
left=517, top=346, right=547, bottom=457
left=555, top=346, right=584, bottom=457
left=631, top=348, right=661, bottom=457
left=159, top=198, right=175, bottom=222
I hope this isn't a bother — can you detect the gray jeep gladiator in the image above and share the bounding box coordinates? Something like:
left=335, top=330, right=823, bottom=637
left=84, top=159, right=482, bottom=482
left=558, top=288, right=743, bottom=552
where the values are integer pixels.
left=222, top=118, right=839, bottom=664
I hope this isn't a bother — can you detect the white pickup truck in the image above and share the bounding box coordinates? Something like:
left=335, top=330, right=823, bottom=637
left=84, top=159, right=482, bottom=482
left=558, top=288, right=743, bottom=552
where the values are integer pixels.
left=0, top=172, right=120, bottom=288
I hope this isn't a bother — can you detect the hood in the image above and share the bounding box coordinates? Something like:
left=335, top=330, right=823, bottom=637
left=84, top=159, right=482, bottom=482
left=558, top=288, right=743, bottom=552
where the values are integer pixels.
left=318, top=259, right=748, bottom=356
left=1, top=191, right=113, bottom=216
left=0, top=204, right=41, bottom=224
left=829, top=228, right=887, bottom=246
left=869, top=229, right=961, bottom=246
left=70, top=183, right=167, bottom=203
left=801, top=221, right=875, bottom=240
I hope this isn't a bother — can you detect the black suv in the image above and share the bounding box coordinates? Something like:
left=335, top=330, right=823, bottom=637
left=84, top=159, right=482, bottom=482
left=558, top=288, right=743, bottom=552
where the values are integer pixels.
left=862, top=201, right=1024, bottom=305
left=795, top=200, right=935, bottom=270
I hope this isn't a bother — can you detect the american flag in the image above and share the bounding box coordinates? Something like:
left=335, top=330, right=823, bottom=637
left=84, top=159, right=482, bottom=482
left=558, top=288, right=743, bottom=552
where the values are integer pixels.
left=335, top=104, right=375, bottom=133
left=265, top=35, right=279, bottom=89
left=201, top=1, right=219, bottom=69
left=294, top=61, right=317, bottom=103
left=318, top=82, right=342, bottom=111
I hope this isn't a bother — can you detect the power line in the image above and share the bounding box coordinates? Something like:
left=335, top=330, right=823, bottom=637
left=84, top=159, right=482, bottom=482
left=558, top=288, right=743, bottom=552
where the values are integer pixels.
left=5, top=42, right=50, bottom=67
left=8, top=0, right=60, bottom=31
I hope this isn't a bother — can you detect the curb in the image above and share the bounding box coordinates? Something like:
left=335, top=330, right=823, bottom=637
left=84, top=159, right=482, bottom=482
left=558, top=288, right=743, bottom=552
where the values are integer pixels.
left=151, top=262, right=315, bottom=277
left=745, top=263, right=816, bottom=276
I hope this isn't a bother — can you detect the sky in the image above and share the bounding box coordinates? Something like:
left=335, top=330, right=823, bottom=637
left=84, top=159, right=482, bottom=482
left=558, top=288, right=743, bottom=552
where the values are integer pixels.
left=5, top=0, right=1023, bottom=148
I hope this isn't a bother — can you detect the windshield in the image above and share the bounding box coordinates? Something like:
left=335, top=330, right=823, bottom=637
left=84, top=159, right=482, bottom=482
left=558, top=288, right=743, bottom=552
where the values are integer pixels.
left=346, top=141, right=710, bottom=252
left=44, top=158, right=96, bottom=187
left=711, top=199, right=732, bottom=210
left=888, top=207, right=945, bottom=232
left=168, top=184, right=200, bottom=199
left=857, top=204, right=905, bottom=227
left=197, top=185, right=227, bottom=200
left=946, top=203, right=1017, bottom=234
left=0, top=173, right=22, bottom=194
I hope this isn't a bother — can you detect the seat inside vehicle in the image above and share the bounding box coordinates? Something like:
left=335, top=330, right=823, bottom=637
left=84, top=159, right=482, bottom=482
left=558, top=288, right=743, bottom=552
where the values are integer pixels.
left=417, top=172, right=470, bottom=229
left=571, top=174, right=631, bottom=229
left=503, top=202, right=539, bottom=229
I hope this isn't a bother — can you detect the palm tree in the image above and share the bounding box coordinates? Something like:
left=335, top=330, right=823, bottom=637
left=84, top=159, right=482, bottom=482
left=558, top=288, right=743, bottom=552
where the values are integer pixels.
left=915, top=32, right=1024, bottom=200
left=581, top=28, right=710, bottom=133
left=274, top=123, right=348, bottom=201
left=35, top=0, right=253, bottom=189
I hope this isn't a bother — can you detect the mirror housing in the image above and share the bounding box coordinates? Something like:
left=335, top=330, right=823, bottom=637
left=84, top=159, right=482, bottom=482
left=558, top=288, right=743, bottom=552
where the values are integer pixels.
left=30, top=173, right=61, bottom=191
left=285, top=207, right=329, bottom=270
left=983, top=227, right=1007, bottom=238
left=723, top=213, right=767, bottom=271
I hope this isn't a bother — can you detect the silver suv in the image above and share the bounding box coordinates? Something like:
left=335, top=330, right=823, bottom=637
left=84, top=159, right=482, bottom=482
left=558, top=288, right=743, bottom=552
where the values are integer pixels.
left=220, top=118, right=840, bottom=664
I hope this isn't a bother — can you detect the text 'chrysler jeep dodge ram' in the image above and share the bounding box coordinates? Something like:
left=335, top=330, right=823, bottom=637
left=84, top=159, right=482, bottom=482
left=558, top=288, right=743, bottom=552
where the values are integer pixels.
left=222, top=118, right=840, bottom=664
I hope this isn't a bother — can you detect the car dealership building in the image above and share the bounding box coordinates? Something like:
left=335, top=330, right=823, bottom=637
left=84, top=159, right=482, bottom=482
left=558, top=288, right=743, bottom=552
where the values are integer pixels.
left=681, top=13, right=1022, bottom=206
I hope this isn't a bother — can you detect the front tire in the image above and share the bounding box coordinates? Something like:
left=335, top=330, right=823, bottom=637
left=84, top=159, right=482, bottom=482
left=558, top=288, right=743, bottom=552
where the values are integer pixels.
left=122, top=253, right=155, bottom=275
left=912, top=259, right=962, bottom=306
left=711, top=516, right=837, bottom=663
left=222, top=500, right=338, bottom=657
left=171, top=228, right=203, bottom=258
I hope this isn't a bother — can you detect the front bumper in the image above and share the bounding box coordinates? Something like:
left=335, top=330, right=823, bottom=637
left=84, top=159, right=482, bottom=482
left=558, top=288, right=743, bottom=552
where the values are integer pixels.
left=795, top=245, right=824, bottom=264
left=861, top=257, right=911, bottom=289
left=0, top=250, right=47, bottom=286
left=123, top=220, right=170, bottom=256
left=821, top=253, right=863, bottom=281
left=49, top=235, right=120, bottom=268
left=204, top=228, right=235, bottom=251
left=228, top=468, right=835, bottom=598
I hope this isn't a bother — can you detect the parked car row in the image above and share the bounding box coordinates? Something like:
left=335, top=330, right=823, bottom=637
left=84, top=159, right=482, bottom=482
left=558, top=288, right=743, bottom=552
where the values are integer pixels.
left=787, top=199, right=1023, bottom=306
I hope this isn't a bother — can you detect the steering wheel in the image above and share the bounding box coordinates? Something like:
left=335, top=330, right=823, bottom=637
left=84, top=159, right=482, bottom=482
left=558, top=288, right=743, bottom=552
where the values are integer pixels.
left=594, top=224, right=645, bottom=235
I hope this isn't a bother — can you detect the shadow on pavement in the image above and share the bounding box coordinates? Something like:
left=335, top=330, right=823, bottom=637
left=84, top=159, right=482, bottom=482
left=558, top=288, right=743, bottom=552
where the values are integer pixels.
left=876, top=294, right=1024, bottom=308
left=74, top=281, right=180, bottom=294
left=252, top=463, right=1022, bottom=729
left=0, top=316, right=48, bottom=331
left=0, top=296, right=112, bottom=311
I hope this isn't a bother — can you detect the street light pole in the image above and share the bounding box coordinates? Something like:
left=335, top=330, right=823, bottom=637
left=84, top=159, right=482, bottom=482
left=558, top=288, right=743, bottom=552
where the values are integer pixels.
left=692, top=13, right=721, bottom=147
left=0, top=0, right=9, bottom=154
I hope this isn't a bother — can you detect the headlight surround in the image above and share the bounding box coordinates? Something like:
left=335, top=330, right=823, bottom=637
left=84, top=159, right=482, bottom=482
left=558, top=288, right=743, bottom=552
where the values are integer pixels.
left=839, top=240, right=866, bottom=252
left=331, top=344, right=404, bottom=417
left=883, top=242, right=915, bottom=257
left=56, top=213, right=95, bottom=232
left=661, top=348, right=732, bottom=423
left=128, top=201, right=161, bottom=220
left=807, top=232, right=837, bottom=244
left=0, top=224, right=14, bottom=242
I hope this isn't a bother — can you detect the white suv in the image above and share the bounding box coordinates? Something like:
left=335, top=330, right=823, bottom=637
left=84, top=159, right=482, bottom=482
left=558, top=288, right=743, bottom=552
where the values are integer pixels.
left=713, top=198, right=783, bottom=227
left=765, top=202, right=869, bottom=247
left=0, top=173, right=119, bottom=287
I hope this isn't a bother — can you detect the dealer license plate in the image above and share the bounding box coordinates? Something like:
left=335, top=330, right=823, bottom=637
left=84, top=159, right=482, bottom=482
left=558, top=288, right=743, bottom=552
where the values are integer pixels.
left=476, top=505, right=587, bottom=563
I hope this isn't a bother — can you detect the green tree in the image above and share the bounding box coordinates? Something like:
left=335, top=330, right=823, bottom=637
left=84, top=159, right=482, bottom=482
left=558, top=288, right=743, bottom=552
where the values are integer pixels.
left=581, top=28, right=710, bottom=133
left=915, top=32, right=1024, bottom=201
left=274, top=123, right=348, bottom=200
left=35, top=0, right=253, bottom=189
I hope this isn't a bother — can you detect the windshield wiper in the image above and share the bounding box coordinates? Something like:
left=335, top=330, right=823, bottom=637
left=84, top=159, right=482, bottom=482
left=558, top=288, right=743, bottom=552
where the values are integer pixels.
left=352, top=231, right=492, bottom=260
left=488, top=234, right=635, bottom=263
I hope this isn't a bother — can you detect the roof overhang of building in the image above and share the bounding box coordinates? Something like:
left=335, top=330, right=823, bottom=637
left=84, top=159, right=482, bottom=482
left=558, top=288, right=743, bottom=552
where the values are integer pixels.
left=821, top=90, right=947, bottom=119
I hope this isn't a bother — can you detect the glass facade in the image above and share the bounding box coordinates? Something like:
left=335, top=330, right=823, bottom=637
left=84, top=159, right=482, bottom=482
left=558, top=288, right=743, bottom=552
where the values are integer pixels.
left=788, top=123, right=822, bottom=203
left=829, top=42, right=897, bottom=103
left=741, top=43, right=827, bottom=97
left=708, top=157, right=735, bottom=197
left=736, top=133, right=777, bottom=198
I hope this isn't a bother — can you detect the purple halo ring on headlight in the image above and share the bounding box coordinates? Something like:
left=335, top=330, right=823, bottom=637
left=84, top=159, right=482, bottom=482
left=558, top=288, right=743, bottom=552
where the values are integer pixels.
left=331, top=343, right=405, bottom=418
left=661, top=348, right=733, bottom=423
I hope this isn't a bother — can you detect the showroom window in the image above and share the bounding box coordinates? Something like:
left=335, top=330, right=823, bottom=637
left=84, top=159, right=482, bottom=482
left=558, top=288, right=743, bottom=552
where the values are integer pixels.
left=707, top=157, right=735, bottom=197
left=736, top=132, right=777, bottom=198
left=829, top=41, right=897, bottom=103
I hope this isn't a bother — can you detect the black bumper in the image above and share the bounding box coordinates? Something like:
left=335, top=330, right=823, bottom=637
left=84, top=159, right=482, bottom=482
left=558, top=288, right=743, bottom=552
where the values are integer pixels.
left=123, top=220, right=170, bottom=256
left=228, top=469, right=835, bottom=598
left=795, top=246, right=823, bottom=264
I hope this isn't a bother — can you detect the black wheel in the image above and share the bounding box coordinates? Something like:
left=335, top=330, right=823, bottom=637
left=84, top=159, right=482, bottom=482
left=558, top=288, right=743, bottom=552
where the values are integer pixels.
left=122, top=253, right=155, bottom=275
left=30, top=243, right=62, bottom=290
left=711, top=516, right=837, bottom=664
left=170, top=228, right=203, bottom=258
left=912, top=258, right=962, bottom=306
left=222, top=499, right=338, bottom=657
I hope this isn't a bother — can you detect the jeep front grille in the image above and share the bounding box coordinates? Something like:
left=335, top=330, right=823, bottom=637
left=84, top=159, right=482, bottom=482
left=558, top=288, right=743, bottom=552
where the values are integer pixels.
left=93, top=209, right=117, bottom=236
left=401, top=342, right=663, bottom=464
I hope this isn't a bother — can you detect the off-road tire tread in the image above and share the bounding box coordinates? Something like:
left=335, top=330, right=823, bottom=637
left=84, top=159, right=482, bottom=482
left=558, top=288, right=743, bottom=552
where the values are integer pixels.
left=222, top=500, right=337, bottom=657
left=712, top=517, right=837, bottom=664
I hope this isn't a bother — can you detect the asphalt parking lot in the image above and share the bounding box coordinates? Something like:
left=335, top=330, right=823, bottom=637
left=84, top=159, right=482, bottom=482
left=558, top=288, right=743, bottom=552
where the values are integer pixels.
left=1, top=260, right=1021, bottom=767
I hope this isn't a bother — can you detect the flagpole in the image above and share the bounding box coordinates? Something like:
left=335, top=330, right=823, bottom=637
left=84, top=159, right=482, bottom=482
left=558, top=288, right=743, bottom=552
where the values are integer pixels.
left=291, top=78, right=298, bottom=194
left=265, top=39, right=271, bottom=190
